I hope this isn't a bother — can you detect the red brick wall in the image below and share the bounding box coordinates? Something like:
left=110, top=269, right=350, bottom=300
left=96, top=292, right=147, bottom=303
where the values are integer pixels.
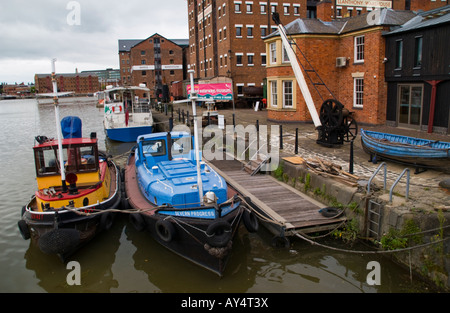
left=130, top=35, right=185, bottom=99
left=267, top=28, right=388, bottom=125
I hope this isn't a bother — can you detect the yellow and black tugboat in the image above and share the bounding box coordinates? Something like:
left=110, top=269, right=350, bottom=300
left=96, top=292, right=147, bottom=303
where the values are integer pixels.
left=17, top=60, right=121, bottom=261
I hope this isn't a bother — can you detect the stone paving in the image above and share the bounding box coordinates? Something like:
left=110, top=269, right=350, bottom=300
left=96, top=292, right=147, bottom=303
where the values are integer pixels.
left=155, top=104, right=450, bottom=211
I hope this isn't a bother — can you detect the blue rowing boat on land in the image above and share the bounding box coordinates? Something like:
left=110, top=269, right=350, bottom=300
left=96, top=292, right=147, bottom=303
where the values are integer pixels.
left=361, top=129, right=450, bottom=172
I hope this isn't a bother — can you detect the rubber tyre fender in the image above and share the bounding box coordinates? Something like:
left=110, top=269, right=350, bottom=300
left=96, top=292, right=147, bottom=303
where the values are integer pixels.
left=129, top=213, right=146, bottom=232
left=100, top=212, right=114, bottom=231
left=155, top=219, right=176, bottom=243
left=18, top=220, right=31, bottom=240
left=243, top=209, right=259, bottom=233
left=206, top=220, right=232, bottom=248
left=319, top=207, right=341, bottom=218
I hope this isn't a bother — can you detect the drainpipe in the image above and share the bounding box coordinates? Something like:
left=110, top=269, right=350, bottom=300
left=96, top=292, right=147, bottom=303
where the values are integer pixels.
left=425, top=80, right=442, bottom=134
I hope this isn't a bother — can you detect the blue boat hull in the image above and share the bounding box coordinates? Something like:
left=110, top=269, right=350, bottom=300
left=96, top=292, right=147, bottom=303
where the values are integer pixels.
left=124, top=149, right=247, bottom=277
left=361, top=129, right=450, bottom=172
left=106, top=126, right=153, bottom=143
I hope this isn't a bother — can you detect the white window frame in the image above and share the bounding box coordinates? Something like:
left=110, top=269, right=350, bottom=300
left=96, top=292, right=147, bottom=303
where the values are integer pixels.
left=234, top=1, right=242, bottom=13
left=236, top=53, right=244, bottom=66
left=236, top=83, right=245, bottom=97
left=235, top=24, right=243, bottom=38
left=246, top=1, right=253, bottom=14
left=260, top=25, right=268, bottom=37
left=261, top=53, right=267, bottom=66
left=282, top=80, right=293, bottom=108
left=354, top=35, right=365, bottom=63
left=270, top=42, right=277, bottom=64
left=353, top=77, right=364, bottom=108
left=293, top=4, right=300, bottom=16
left=247, top=53, right=254, bottom=66
left=270, top=80, right=278, bottom=107
left=260, top=2, right=267, bottom=14
left=246, top=25, right=254, bottom=38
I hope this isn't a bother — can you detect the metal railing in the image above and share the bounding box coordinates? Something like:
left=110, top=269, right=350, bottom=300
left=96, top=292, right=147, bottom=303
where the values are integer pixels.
left=367, top=162, right=387, bottom=194
left=390, top=168, right=410, bottom=203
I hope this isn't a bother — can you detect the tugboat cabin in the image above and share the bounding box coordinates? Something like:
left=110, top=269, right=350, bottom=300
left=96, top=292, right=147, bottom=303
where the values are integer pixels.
left=135, top=132, right=228, bottom=209
left=33, top=136, right=111, bottom=212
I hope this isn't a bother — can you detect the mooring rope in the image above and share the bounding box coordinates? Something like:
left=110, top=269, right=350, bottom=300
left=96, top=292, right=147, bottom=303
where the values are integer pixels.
left=294, top=230, right=449, bottom=254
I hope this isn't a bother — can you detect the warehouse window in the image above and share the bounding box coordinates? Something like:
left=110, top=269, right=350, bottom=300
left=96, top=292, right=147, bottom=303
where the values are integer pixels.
left=353, top=78, right=364, bottom=108
left=354, top=35, right=364, bottom=63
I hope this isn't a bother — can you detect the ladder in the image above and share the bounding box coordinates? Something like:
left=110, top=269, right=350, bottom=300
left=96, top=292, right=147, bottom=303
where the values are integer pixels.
left=366, top=200, right=383, bottom=240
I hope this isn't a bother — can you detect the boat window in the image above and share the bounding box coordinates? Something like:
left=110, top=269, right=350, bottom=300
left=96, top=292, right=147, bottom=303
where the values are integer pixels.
left=35, top=144, right=98, bottom=177
left=142, top=139, right=166, bottom=157
left=35, top=148, right=60, bottom=176
left=172, top=136, right=192, bottom=156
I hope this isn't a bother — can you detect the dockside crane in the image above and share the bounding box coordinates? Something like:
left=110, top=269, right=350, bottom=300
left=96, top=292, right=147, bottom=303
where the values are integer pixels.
left=272, top=13, right=358, bottom=147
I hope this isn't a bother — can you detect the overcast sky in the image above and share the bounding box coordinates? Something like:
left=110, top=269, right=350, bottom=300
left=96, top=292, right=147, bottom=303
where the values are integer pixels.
left=0, top=0, right=189, bottom=84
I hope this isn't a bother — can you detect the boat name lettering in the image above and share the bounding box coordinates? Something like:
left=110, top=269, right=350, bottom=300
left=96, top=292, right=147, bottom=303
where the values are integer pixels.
left=31, top=213, right=43, bottom=220
left=81, top=209, right=95, bottom=214
left=160, top=209, right=215, bottom=218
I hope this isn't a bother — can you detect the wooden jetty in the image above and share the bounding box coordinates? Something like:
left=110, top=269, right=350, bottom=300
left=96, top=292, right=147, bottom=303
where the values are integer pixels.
left=206, top=157, right=347, bottom=240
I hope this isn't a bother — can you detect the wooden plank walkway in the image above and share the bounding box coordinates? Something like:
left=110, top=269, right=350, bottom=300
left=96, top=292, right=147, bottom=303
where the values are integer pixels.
left=207, top=158, right=347, bottom=237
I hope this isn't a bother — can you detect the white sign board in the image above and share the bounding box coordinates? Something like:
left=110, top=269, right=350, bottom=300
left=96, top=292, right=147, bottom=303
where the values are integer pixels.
left=336, top=0, right=392, bottom=8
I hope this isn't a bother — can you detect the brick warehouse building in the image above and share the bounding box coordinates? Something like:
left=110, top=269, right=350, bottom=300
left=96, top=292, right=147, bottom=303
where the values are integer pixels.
left=264, top=8, right=416, bottom=125
left=186, top=0, right=447, bottom=106
left=118, top=34, right=189, bottom=100
left=34, top=73, right=99, bottom=95
left=187, top=0, right=310, bottom=104
left=307, top=0, right=449, bottom=20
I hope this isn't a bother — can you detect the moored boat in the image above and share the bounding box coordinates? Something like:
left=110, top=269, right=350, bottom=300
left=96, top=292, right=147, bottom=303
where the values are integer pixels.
left=18, top=60, right=122, bottom=261
left=124, top=131, right=253, bottom=276
left=102, top=85, right=154, bottom=142
left=124, top=69, right=255, bottom=276
left=361, top=128, right=450, bottom=172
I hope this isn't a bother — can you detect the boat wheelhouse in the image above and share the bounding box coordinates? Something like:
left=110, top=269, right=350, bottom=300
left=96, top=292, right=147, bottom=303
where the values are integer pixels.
left=103, top=86, right=154, bottom=142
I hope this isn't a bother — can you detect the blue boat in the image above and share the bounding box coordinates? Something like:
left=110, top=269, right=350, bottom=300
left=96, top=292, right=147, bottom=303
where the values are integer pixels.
left=124, top=131, right=255, bottom=276
left=361, top=128, right=450, bottom=172
left=102, top=86, right=154, bottom=142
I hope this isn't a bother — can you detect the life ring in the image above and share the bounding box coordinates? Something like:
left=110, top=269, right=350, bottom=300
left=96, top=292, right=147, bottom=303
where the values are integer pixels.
left=243, top=209, right=259, bottom=233
left=129, top=213, right=146, bottom=232
left=112, top=105, right=123, bottom=113
left=155, top=219, right=176, bottom=243
left=100, top=212, right=114, bottom=231
left=18, top=220, right=30, bottom=240
left=206, top=220, right=232, bottom=248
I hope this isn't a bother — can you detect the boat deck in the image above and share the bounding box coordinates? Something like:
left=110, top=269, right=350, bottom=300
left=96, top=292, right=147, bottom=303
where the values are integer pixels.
left=206, top=158, right=347, bottom=237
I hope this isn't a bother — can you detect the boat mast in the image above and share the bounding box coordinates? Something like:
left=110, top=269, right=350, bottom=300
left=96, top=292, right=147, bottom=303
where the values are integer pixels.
left=51, top=59, right=68, bottom=192
left=188, top=69, right=204, bottom=205
left=272, top=13, right=322, bottom=128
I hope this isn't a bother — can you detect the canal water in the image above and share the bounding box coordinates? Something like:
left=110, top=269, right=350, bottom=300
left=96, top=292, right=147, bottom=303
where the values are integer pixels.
left=0, top=98, right=437, bottom=293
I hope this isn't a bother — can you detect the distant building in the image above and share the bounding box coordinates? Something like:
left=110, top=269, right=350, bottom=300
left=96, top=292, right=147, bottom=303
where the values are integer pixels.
left=2, top=83, right=34, bottom=98
left=81, top=68, right=121, bottom=89
left=384, top=5, right=450, bottom=134
left=34, top=73, right=100, bottom=95
left=118, top=35, right=189, bottom=100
